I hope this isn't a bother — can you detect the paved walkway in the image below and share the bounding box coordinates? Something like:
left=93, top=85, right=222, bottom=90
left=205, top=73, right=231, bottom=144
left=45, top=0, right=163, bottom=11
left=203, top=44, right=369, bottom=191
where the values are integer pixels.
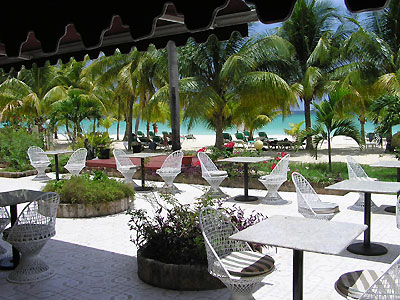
left=0, top=174, right=399, bottom=299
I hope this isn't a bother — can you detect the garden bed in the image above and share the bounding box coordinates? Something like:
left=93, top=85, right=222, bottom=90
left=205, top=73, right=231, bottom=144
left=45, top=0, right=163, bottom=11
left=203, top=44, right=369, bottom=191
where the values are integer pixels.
left=57, top=197, right=131, bottom=218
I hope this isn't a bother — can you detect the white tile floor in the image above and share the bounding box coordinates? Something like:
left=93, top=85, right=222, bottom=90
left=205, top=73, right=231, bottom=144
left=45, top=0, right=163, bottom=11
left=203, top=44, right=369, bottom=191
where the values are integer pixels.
left=0, top=174, right=399, bottom=300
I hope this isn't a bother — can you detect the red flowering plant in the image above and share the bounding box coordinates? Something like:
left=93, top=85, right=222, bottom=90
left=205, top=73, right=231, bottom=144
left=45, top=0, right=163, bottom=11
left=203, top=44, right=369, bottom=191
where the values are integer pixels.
left=225, top=141, right=235, bottom=149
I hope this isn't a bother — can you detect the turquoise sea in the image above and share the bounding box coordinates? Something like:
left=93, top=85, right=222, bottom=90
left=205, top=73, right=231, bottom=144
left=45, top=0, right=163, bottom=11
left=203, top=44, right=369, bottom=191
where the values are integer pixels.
left=59, top=111, right=398, bottom=137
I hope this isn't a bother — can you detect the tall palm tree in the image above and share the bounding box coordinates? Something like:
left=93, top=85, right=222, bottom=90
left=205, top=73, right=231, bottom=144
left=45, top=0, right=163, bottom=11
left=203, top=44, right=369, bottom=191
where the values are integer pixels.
left=301, top=88, right=361, bottom=172
left=277, top=0, right=343, bottom=150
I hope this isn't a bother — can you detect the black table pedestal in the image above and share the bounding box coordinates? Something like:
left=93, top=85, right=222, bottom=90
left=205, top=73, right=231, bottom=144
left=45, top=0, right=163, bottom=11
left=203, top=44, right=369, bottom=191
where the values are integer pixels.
left=293, top=249, right=304, bottom=300
left=134, top=158, right=153, bottom=192
left=234, top=163, right=258, bottom=202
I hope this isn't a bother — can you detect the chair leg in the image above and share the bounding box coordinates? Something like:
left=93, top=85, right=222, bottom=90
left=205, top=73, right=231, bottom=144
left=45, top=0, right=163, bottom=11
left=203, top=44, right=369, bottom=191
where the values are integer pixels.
left=347, top=193, right=379, bottom=212
left=7, top=242, right=54, bottom=283
left=32, top=166, right=51, bottom=181
left=220, top=277, right=261, bottom=300
left=260, top=181, right=289, bottom=205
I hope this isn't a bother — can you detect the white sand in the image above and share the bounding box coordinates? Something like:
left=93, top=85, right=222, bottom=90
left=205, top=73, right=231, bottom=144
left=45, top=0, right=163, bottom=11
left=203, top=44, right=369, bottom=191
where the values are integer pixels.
left=55, top=133, right=397, bottom=164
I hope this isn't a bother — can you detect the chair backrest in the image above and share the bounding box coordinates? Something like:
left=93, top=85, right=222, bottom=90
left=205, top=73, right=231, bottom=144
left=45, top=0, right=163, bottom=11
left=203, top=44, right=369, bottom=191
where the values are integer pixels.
left=152, top=136, right=162, bottom=144
left=270, top=154, right=290, bottom=177
left=67, top=148, right=87, bottom=166
left=199, top=207, right=251, bottom=278
left=292, top=172, right=321, bottom=212
left=123, top=141, right=129, bottom=150
left=244, top=130, right=250, bottom=137
left=137, top=131, right=144, bottom=137
left=197, top=152, right=219, bottom=177
left=346, top=156, right=369, bottom=180
left=223, top=132, right=232, bottom=141
left=27, top=146, right=50, bottom=164
left=235, top=132, right=246, bottom=141
left=160, top=150, right=183, bottom=170
left=360, top=255, right=400, bottom=299
left=6, top=192, right=60, bottom=243
left=258, top=132, right=267, bottom=138
left=149, top=131, right=154, bottom=137
left=113, top=149, right=134, bottom=170
left=0, top=206, right=10, bottom=232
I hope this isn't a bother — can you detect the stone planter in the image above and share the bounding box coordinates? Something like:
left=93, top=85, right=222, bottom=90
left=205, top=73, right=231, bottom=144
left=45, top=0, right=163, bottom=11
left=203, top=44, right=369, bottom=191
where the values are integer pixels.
left=57, top=197, right=131, bottom=218
left=181, top=156, right=193, bottom=167
left=137, top=249, right=224, bottom=291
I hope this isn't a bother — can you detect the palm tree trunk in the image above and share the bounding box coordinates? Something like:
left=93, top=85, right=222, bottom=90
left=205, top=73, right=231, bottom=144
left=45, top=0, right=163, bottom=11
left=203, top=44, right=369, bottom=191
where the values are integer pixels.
left=304, top=98, right=313, bottom=150
left=215, top=114, right=224, bottom=149
left=134, top=110, right=140, bottom=135
left=127, top=95, right=134, bottom=150
left=359, top=118, right=366, bottom=149
left=327, top=133, right=332, bottom=173
left=167, top=40, right=181, bottom=151
left=116, top=96, right=120, bottom=140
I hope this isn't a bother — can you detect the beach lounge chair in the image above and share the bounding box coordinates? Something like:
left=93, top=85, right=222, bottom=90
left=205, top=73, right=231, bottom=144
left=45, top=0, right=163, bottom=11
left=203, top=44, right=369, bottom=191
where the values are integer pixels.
left=259, top=154, right=290, bottom=204
left=137, top=131, right=145, bottom=137
left=185, top=134, right=196, bottom=141
left=3, top=192, right=60, bottom=283
left=292, top=172, right=339, bottom=220
left=113, top=149, right=139, bottom=185
left=156, top=150, right=183, bottom=192
left=197, top=152, right=228, bottom=198
left=234, top=132, right=248, bottom=148
left=199, top=207, right=275, bottom=300
left=64, top=148, right=87, bottom=176
left=277, top=138, right=294, bottom=151
left=335, top=254, right=400, bottom=299
left=27, top=146, right=51, bottom=181
left=346, top=156, right=378, bottom=212
left=258, top=131, right=268, bottom=141
left=223, top=132, right=232, bottom=143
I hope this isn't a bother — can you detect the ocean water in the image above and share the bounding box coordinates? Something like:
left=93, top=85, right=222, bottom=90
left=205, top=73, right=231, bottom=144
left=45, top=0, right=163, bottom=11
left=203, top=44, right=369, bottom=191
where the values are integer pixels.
left=59, top=111, right=397, bottom=137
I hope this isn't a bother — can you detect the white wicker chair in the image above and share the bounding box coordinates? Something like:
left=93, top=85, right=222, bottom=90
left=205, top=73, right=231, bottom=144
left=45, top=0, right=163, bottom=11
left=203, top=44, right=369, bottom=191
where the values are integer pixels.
left=113, top=149, right=139, bottom=185
left=27, top=146, right=51, bottom=181
left=292, top=172, right=339, bottom=221
left=65, top=148, right=87, bottom=176
left=259, top=154, right=290, bottom=205
left=2, top=192, right=60, bottom=283
left=197, top=152, right=228, bottom=198
left=0, top=207, right=10, bottom=259
left=346, top=156, right=379, bottom=212
left=199, top=207, right=275, bottom=300
left=360, top=255, right=400, bottom=299
left=156, top=150, right=183, bottom=192
left=334, top=255, right=400, bottom=299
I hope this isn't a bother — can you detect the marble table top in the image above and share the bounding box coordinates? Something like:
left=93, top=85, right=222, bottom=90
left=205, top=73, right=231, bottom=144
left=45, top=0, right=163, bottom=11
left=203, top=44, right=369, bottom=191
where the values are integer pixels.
left=219, top=156, right=271, bottom=163
left=0, top=189, right=45, bottom=206
left=45, top=150, right=73, bottom=155
left=230, top=215, right=366, bottom=255
left=370, top=161, right=400, bottom=168
left=127, top=152, right=164, bottom=159
left=326, top=179, right=400, bottom=194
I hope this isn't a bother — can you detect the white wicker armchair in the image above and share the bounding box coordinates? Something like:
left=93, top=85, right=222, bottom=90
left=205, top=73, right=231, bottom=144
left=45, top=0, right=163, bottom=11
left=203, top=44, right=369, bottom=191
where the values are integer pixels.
left=113, top=149, right=139, bottom=185
left=335, top=255, right=400, bottom=299
left=346, top=156, right=378, bottom=212
left=0, top=207, right=10, bottom=259
left=360, top=255, right=400, bottom=299
left=199, top=207, right=275, bottom=300
left=292, top=172, right=339, bottom=221
left=259, top=154, right=290, bottom=205
left=156, top=150, right=183, bottom=192
left=27, top=146, right=51, bottom=181
left=65, top=148, right=87, bottom=176
left=2, top=192, right=60, bottom=283
left=197, top=152, right=228, bottom=198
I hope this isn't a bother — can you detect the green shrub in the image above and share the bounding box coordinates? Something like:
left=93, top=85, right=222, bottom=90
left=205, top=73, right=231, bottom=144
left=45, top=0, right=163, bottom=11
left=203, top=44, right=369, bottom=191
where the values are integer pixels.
left=0, top=127, right=44, bottom=171
left=42, top=171, right=134, bottom=204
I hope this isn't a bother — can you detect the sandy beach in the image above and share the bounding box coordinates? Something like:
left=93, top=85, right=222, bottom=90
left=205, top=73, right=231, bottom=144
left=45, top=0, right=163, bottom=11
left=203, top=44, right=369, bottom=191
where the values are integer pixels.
left=101, top=133, right=397, bottom=165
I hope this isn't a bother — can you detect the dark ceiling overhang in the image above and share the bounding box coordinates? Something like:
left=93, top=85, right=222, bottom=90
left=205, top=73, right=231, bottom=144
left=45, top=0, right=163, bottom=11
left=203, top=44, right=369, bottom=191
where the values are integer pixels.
left=0, top=0, right=389, bottom=72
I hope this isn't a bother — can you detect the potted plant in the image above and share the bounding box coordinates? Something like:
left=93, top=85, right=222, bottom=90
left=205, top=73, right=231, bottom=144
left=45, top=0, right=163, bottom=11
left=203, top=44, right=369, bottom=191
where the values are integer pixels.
left=127, top=191, right=267, bottom=290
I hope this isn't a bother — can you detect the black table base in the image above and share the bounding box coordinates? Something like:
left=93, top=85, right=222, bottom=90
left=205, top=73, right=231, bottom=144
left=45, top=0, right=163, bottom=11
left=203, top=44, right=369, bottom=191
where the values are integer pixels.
left=234, top=195, right=259, bottom=202
left=134, top=186, right=152, bottom=192
left=384, top=206, right=396, bottom=213
left=347, top=242, right=388, bottom=256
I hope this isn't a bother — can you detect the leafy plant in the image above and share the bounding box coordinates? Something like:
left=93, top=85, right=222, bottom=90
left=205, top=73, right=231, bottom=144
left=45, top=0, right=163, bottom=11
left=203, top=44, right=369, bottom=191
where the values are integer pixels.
left=0, top=127, right=44, bottom=171
left=128, top=192, right=267, bottom=265
left=42, top=171, right=134, bottom=204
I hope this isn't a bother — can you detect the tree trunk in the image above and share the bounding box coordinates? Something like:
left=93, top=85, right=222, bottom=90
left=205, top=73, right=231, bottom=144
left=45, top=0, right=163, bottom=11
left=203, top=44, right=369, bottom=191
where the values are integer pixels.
left=134, top=110, right=140, bottom=135
left=127, top=95, right=135, bottom=150
left=214, top=114, right=224, bottom=150
left=359, top=118, right=366, bottom=149
left=327, top=133, right=332, bottom=173
left=116, top=96, right=121, bottom=140
left=386, top=128, right=394, bottom=152
left=167, top=40, right=181, bottom=151
left=304, top=98, right=313, bottom=150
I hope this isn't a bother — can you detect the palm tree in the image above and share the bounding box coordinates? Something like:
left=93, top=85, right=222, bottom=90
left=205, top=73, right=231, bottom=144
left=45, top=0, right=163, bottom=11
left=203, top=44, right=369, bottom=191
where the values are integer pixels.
left=300, top=88, right=361, bottom=172
left=277, top=0, right=343, bottom=150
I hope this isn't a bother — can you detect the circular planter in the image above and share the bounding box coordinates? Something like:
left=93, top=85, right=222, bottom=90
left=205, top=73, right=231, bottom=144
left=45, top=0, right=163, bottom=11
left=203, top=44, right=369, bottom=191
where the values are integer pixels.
left=57, top=197, right=130, bottom=218
left=137, top=249, right=225, bottom=291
